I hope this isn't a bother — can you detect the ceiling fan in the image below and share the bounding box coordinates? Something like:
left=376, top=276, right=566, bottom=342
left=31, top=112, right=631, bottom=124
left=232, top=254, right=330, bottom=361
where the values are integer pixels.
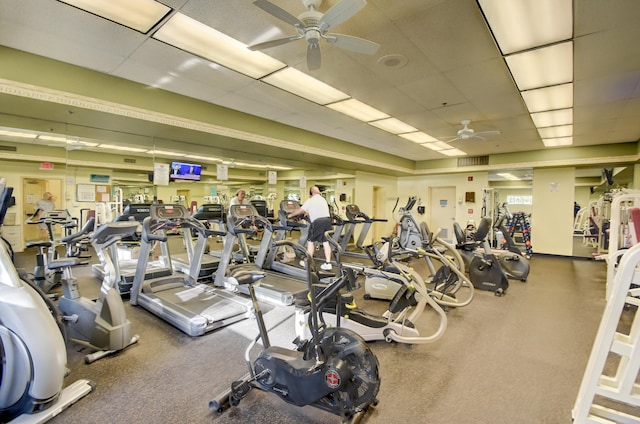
left=249, top=0, right=380, bottom=70
left=445, top=119, right=501, bottom=143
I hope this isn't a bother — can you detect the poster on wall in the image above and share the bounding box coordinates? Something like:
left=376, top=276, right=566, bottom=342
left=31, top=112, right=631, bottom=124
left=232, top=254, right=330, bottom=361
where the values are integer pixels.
left=268, top=171, right=277, bottom=185
left=76, top=184, right=95, bottom=202
left=154, top=163, right=170, bottom=186
left=217, top=164, right=228, bottom=181
left=299, top=176, right=307, bottom=189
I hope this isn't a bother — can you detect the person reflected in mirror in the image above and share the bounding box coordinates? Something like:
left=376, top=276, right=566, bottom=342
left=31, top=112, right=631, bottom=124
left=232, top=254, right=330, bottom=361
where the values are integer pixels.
left=288, top=186, right=333, bottom=271
left=34, top=191, right=55, bottom=240
left=230, top=190, right=247, bottom=206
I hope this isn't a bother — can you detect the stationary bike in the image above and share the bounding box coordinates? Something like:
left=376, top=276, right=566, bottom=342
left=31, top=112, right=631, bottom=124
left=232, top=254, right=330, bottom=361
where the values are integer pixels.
left=210, top=240, right=381, bottom=422
left=461, top=218, right=509, bottom=296
left=0, top=179, right=93, bottom=423
left=54, top=217, right=140, bottom=363
left=22, top=209, right=74, bottom=296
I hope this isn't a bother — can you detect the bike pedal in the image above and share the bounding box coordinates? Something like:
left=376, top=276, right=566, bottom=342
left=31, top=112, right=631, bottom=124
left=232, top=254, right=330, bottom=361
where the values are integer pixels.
left=231, top=380, right=252, bottom=401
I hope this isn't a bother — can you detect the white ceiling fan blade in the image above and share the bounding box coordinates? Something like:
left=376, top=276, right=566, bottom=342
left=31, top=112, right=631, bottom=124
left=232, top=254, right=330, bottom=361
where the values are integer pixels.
left=475, top=130, right=501, bottom=137
left=319, top=0, right=367, bottom=31
left=471, top=130, right=501, bottom=140
left=443, top=136, right=462, bottom=143
left=324, top=33, right=379, bottom=54
left=253, top=0, right=304, bottom=28
left=248, top=34, right=304, bottom=51
left=307, top=42, right=321, bottom=70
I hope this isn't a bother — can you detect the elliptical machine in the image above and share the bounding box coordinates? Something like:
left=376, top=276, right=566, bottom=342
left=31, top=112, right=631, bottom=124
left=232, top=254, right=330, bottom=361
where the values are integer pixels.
left=0, top=179, right=93, bottom=422
left=210, top=239, right=381, bottom=422
left=295, top=233, right=448, bottom=344
left=54, top=217, right=140, bottom=363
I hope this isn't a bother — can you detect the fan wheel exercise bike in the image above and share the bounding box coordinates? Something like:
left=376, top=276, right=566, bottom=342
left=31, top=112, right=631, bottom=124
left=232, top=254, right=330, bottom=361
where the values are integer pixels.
left=210, top=239, right=381, bottom=423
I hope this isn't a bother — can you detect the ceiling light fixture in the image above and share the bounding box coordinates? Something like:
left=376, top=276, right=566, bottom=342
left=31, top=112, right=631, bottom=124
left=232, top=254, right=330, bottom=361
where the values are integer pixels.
left=369, top=118, right=418, bottom=135
left=521, top=83, right=573, bottom=113
left=0, top=129, right=37, bottom=139
left=530, top=108, right=573, bottom=127
left=326, top=99, right=389, bottom=122
left=537, top=124, right=573, bottom=139
left=59, top=0, right=170, bottom=33
left=399, top=132, right=439, bottom=144
left=148, top=149, right=186, bottom=157
left=98, top=144, right=148, bottom=153
left=477, top=0, right=572, bottom=55
left=261, top=67, right=350, bottom=105
left=505, top=41, right=573, bottom=91
left=154, top=13, right=286, bottom=79
left=542, top=137, right=573, bottom=147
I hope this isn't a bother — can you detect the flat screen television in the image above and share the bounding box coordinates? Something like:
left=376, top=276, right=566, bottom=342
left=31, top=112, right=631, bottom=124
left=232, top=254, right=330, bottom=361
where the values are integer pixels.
left=170, top=161, right=201, bottom=181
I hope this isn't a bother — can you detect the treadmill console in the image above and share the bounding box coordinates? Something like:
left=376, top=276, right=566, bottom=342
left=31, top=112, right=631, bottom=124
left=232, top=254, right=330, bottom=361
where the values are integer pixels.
left=150, top=204, right=189, bottom=220
left=229, top=204, right=259, bottom=218
left=280, top=200, right=300, bottom=213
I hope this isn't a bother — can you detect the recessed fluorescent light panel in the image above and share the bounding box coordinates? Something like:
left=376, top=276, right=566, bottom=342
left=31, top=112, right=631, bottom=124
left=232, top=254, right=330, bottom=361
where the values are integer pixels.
left=369, top=118, right=417, bottom=135
left=439, top=148, right=467, bottom=157
left=154, top=13, right=285, bottom=79
left=326, top=99, right=389, bottom=122
left=542, top=137, right=573, bottom=147
left=262, top=68, right=350, bottom=105
left=521, top=83, right=573, bottom=113
left=537, top=124, right=573, bottom=139
left=59, top=0, right=170, bottom=33
left=184, top=154, right=221, bottom=162
left=0, top=129, right=37, bottom=139
left=38, top=135, right=67, bottom=142
left=478, top=0, right=573, bottom=54
left=530, top=108, right=573, bottom=128
left=98, top=144, right=148, bottom=153
left=506, top=41, right=573, bottom=90
left=420, top=141, right=456, bottom=151
left=496, top=173, right=520, bottom=181
left=149, top=149, right=186, bottom=157
left=399, top=132, right=439, bottom=144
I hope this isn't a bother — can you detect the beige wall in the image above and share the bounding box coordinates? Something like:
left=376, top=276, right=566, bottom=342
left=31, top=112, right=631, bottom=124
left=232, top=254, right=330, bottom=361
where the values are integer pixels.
left=531, top=167, right=575, bottom=255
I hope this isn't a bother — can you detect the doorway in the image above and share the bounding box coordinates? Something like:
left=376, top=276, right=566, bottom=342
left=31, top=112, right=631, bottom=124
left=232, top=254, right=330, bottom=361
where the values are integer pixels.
left=22, top=178, right=63, bottom=244
left=372, top=185, right=385, bottom=242
left=429, top=186, right=456, bottom=243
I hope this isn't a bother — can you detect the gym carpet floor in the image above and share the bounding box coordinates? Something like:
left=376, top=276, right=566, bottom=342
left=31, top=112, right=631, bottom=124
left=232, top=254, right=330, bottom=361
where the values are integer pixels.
left=13, top=242, right=608, bottom=424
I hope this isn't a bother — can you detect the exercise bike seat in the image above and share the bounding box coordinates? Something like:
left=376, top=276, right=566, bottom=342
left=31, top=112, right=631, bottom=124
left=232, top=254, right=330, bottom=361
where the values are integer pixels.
left=26, top=240, right=52, bottom=249
left=48, top=257, right=85, bottom=270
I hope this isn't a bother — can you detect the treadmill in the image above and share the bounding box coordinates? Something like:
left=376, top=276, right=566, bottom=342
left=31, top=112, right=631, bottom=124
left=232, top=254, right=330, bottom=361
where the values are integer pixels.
left=214, top=204, right=308, bottom=307
left=339, top=204, right=388, bottom=260
left=92, top=203, right=171, bottom=294
left=259, top=200, right=312, bottom=280
left=171, top=204, right=224, bottom=280
left=129, top=204, right=253, bottom=337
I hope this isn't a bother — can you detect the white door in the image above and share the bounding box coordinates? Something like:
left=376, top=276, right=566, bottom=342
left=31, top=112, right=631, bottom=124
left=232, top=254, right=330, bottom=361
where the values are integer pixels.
left=429, top=186, right=456, bottom=243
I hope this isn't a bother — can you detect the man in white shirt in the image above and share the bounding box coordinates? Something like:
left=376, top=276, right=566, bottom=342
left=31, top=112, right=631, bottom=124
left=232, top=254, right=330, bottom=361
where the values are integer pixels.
left=287, top=186, right=333, bottom=271
left=230, top=190, right=247, bottom=206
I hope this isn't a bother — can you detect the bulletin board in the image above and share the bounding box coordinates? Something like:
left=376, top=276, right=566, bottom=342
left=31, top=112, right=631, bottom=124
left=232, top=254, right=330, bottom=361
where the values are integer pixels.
left=76, top=184, right=111, bottom=202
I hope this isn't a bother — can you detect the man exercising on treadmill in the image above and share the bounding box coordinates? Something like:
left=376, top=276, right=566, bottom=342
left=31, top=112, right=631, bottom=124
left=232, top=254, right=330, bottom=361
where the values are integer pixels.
left=288, top=186, right=333, bottom=271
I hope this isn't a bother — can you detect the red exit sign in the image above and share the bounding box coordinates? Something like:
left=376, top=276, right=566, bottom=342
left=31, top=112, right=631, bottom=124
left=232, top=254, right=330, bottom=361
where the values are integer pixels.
left=39, top=162, right=54, bottom=170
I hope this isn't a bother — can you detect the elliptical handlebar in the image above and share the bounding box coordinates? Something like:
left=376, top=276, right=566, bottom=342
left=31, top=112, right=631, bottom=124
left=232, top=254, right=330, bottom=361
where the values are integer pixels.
left=61, top=217, right=95, bottom=244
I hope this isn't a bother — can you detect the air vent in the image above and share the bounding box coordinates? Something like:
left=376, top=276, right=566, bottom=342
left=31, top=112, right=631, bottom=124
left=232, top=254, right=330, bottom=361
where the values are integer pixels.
left=458, top=156, right=489, bottom=167
left=123, top=158, right=137, bottom=164
left=0, top=145, right=17, bottom=152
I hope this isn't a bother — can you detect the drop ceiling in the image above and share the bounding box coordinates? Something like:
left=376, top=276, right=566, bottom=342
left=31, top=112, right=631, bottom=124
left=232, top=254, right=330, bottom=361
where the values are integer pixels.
left=0, top=0, right=639, bottom=179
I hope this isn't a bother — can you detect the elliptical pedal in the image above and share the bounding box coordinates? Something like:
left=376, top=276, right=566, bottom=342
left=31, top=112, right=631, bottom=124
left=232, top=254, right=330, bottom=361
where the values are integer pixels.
left=231, top=379, right=253, bottom=405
